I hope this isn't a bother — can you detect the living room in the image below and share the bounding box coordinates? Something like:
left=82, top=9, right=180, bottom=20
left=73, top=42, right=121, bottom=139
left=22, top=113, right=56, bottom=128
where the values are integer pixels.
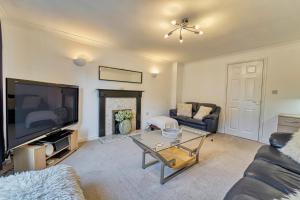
left=1, top=1, right=300, bottom=200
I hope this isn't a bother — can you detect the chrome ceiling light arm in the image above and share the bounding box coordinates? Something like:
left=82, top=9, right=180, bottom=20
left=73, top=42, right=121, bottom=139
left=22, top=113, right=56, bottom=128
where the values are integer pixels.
left=183, top=27, right=203, bottom=35
left=183, top=28, right=196, bottom=32
left=179, top=28, right=183, bottom=43
left=164, top=27, right=180, bottom=38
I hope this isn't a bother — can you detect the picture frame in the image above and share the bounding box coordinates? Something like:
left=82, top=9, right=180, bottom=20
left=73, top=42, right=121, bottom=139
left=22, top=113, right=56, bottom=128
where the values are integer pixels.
left=99, top=66, right=143, bottom=84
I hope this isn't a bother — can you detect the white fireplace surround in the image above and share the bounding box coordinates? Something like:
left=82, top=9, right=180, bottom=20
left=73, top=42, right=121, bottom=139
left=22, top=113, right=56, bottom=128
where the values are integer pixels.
left=105, top=98, right=136, bottom=135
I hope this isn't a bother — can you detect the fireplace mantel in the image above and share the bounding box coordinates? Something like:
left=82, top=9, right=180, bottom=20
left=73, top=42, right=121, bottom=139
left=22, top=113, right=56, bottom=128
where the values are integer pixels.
left=98, top=89, right=143, bottom=98
left=97, top=89, right=144, bottom=137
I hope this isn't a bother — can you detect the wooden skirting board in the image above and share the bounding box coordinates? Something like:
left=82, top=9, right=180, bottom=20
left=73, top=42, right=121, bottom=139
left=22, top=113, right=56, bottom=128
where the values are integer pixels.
left=13, top=130, right=79, bottom=172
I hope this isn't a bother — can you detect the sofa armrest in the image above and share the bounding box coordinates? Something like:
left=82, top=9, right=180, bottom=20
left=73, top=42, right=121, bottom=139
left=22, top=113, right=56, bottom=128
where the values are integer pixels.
left=202, top=106, right=221, bottom=133
left=203, top=113, right=219, bottom=133
left=169, top=109, right=177, bottom=117
left=269, top=132, right=293, bottom=149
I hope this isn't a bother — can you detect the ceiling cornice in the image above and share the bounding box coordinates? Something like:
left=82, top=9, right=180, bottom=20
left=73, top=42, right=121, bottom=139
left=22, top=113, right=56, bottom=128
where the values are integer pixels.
left=2, top=17, right=174, bottom=65
left=4, top=17, right=113, bottom=48
left=185, top=38, right=300, bottom=64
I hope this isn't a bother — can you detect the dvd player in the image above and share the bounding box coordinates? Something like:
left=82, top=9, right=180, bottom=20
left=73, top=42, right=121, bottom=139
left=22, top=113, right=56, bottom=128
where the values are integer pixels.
left=40, top=129, right=72, bottom=152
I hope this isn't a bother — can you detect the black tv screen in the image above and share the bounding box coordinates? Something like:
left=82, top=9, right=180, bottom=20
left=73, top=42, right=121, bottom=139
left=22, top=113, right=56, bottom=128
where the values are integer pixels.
left=6, top=78, right=79, bottom=149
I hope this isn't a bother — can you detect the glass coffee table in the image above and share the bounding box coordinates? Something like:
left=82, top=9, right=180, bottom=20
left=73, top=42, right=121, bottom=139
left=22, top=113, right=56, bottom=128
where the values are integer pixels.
left=130, top=126, right=208, bottom=184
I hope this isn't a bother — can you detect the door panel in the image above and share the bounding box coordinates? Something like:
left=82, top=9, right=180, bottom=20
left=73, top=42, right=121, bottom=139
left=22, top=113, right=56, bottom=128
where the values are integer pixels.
left=232, top=66, right=242, bottom=75
left=229, top=107, right=240, bottom=130
left=231, top=79, right=241, bottom=101
left=246, top=65, right=256, bottom=73
left=245, top=78, right=255, bottom=100
left=242, top=109, right=256, bottom=132
left=226, top=61, right=263, bottom=141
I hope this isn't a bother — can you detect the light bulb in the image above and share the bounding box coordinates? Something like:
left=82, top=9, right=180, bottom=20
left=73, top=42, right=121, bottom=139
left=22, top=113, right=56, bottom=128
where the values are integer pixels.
left=171, top=20, right=177, bottom=25
left=164, top=34, right=169, bottom=39
left=179, top=34, right=183, bottom=43
left=199, top=30, right=204, bottom=35
left=195, top=25, right=200, bottom=30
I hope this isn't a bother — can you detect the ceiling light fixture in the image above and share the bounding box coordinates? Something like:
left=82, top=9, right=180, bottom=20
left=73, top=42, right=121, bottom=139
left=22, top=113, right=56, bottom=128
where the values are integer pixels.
left=164, top=18, right=203, bottom=43
left=73, top=57, right=87, bottom=67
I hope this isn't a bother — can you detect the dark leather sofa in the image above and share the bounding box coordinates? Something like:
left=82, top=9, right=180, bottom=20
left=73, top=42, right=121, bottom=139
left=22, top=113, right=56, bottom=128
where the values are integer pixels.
left=169, top=102, right=221, bottom=133
left=224, top=132, right=299, bottom=200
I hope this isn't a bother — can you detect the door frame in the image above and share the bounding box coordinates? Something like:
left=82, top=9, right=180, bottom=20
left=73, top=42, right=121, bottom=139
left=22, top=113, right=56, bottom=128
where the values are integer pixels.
left=224, top=58, right=268, bottom=142
left=0, top=22, right=3, bottom=168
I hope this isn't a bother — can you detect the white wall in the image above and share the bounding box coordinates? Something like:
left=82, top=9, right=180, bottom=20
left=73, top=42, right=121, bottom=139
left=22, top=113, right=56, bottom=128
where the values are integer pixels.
left=5, top=18, right=300, bottom=145
left=2, top=19, right=172, bottom=141
left=182, top=41, right=300, bottom=143
left=171, top=62, right=184, bottom=108
left=170, top=63, right=178, bottom=108
left=170, top=62, right=184, bottom=108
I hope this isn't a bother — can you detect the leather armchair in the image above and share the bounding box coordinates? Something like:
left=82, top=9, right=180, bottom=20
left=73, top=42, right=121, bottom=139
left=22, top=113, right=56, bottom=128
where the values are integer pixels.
left=224, top=132, right=300, bottom=200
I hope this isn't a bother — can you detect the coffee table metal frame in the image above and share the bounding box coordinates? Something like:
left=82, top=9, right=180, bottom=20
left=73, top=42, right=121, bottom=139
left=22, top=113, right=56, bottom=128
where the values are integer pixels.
left=130, top=130, right=207, bottom=184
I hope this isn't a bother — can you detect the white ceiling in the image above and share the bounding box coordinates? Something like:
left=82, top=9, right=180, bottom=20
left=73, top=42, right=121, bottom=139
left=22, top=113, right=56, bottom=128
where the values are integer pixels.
left=1, top=0, right=300, bottom=62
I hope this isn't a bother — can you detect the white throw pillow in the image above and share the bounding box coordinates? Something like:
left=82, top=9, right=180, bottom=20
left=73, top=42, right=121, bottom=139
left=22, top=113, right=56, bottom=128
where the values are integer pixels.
left=193, top=106, right=212, bottom=120
left=278, top=190, right=300, bottom=200
left=177, top=103, right=192, bottom=117
left=280, top=130, right=300, bottom=164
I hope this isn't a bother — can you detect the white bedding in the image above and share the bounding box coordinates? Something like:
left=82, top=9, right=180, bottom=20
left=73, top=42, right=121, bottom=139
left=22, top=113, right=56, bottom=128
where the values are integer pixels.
left=146, top=116, right=178, bottom=129
left=25, top=110, right=59, bottom=128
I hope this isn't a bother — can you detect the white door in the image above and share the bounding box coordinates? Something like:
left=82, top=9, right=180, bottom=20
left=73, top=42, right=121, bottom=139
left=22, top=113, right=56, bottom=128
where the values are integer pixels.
left=225, top=60, right=263, bottom=140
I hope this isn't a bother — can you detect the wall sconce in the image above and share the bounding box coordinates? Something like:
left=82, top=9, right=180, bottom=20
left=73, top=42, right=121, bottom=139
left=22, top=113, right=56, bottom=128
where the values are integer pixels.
left=151, top=72, right=159, bottom=78
left=73, top=57, right=87, bottom=67
left=150, top=67, right=160, bottom=78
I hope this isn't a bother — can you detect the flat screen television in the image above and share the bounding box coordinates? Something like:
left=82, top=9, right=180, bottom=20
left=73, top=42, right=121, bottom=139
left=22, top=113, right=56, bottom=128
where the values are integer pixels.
left=6, top=78, right=79, bottom=149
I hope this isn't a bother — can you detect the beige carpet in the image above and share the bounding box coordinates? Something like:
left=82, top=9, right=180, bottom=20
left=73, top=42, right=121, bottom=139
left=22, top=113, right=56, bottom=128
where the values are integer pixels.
left=63, top=133, right=262, bottom=200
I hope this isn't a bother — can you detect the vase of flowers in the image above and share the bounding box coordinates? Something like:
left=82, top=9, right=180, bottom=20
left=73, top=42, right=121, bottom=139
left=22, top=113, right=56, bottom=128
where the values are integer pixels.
left=115, top=110, right=133, bottom=134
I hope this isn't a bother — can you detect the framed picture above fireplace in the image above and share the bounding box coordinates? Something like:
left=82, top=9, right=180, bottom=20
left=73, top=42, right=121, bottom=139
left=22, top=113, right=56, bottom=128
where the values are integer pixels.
left=99, top=66, right=143, bottom=84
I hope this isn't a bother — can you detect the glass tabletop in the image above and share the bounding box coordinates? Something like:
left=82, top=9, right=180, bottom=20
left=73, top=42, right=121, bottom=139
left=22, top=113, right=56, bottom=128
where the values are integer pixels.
left=130, top=126, right=208, bottom=152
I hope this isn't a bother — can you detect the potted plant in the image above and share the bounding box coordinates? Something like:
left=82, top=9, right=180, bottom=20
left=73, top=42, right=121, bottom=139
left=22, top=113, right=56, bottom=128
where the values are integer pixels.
left=115, top=110, right=133, bottom=134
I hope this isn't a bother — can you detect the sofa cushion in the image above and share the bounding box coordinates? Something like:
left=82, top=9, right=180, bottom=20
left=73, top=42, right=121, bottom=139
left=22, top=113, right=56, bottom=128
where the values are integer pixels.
left=244, top=160, right=300, bottom=194
left=185, top=102, right=200, bottom=113
left=270, top=132, right=293, bottom=149
left=173, top=115, right=190, bottom=121
left=185, top=102, right=217, bottom=115
left=173, top=116, right=206, bottom=126
left=198, top=103, right=217, bottom=113
left=255, top=145, right=300, bottom=175
left=193, top=106, right=213, bottom=120
left=177, top=103, right=192, bottom=117
left=224, top=177, right=285, bottom=200
left=184, top=117, right=206, bottom=126
left=280, top=131, right=300, bottom=164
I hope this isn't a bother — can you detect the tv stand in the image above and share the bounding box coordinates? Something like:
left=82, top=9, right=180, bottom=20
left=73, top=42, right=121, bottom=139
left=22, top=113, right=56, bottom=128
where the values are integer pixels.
left=13, top=130, right=79, bottom=172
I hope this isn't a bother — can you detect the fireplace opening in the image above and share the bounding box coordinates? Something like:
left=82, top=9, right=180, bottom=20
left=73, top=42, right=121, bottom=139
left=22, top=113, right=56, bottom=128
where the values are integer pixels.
left=112, top=109, right=134, bottom=135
